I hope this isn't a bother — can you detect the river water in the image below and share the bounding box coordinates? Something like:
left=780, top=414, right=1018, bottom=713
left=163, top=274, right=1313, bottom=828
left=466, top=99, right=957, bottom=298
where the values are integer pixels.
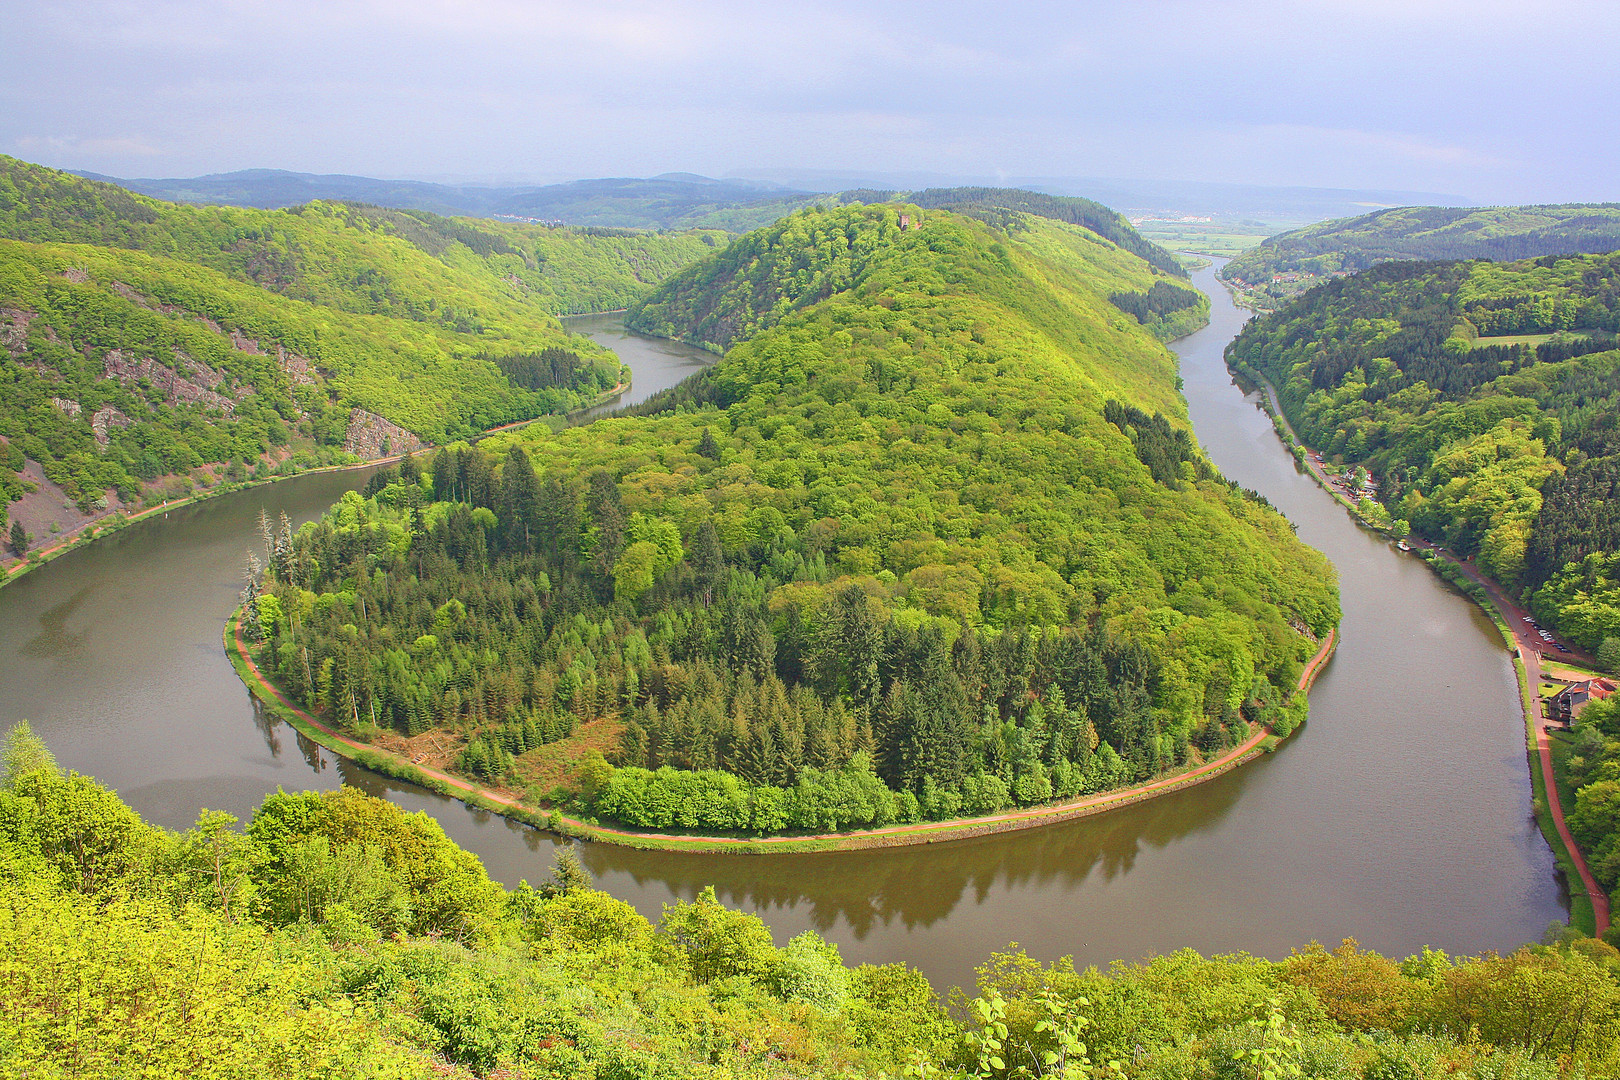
left=0, top=273, right=1564, bottom=990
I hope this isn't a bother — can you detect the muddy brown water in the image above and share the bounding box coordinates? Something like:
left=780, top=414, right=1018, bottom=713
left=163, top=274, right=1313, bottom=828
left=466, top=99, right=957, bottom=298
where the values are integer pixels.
left=0, top=277, right=1565, bottom=990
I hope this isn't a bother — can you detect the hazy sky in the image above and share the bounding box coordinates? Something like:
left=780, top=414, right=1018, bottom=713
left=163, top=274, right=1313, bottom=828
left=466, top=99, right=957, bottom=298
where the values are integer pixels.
left=5, top=0, right=1617, bottom=204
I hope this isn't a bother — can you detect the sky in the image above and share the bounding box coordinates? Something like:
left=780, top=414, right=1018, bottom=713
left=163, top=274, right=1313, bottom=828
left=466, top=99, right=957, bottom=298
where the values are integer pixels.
left=4, top=0, right=1618, bottom=205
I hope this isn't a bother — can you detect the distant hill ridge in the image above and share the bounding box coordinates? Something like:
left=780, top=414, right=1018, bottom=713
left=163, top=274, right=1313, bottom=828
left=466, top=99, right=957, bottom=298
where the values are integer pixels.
left=72, top=168, right=823, bottom=231
left=1225, top=203, right=1620, bottom=284
left=75, top=169, right=1194, bottom=264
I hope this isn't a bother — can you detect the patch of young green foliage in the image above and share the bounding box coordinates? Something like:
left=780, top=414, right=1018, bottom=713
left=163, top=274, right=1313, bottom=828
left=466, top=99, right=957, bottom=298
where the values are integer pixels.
left=1227, top=252, right=1620, bottom=656
left=252, top=203, right=1337, bottom=836
left=2, top=732, right=1618, bottom=1079
left=1109, top=281, right=1210, bottom=341
left=334, top=204, right=728, bottom=315
left=628, top=192, right=1189, bottom=351
left=1225, top=202, right=1620, bottom=284
left=904, top=187, right=1191, bottom=278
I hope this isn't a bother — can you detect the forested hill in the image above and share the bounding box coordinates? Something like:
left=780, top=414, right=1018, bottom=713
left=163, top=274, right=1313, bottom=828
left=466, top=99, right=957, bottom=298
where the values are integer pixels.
left=6, top=740, right=1617, bottom=1077
left=1227, top=252, right=1620, bottom=652
left=0, top=157, right=715, bottom=542
left=905, top=187, right=1189, bottom=278
left=626, top=193, right=1193, bottom=351
left=1225, top=203, right=1620, bottom=284
left=247, top=202, right=1337, bottom=839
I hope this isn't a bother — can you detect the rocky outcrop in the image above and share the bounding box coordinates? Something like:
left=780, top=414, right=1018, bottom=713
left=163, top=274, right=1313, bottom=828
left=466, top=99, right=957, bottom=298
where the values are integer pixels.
left=50, top=397, right=81, bottom=417
left=102, top=349, right=236, bottom=414
left=344, top=408, right=426, bottom=459
left=172, top=349, right=224, bottom=389
left=275, top=344, right=317, bottom=387
left=110, top=281, right=152, bottom=308
left=90, top=406, right=132, bottom=446
left=1, top=309, right=34, bottom=357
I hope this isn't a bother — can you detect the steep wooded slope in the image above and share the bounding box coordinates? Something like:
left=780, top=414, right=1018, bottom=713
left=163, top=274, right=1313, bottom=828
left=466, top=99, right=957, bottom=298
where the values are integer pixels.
left=2, top=156, right=722, bottom=321
left=0, top=158, right=716, bottom=526
left=1226, top=253, right=1620, bottom=647
left=250, top=203, right=1337, bottom=833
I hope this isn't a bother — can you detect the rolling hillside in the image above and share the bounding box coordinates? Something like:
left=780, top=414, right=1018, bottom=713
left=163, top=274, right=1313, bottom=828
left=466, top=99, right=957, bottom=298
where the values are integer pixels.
left=245, top=201, right=1336, bottom=835
left=1224, top=203, right=1620, bottom=310
left=0, top=158, right=717, bottom=550
left=78, top=166, right=822, bottom=231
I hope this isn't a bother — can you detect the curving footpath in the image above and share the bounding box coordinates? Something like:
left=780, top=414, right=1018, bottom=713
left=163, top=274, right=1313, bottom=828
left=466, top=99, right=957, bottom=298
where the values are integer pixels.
left=230, top=615, right=1335, bottom=852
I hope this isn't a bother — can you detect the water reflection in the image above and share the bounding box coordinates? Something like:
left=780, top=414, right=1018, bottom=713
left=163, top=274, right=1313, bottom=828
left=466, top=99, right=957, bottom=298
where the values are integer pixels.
left=21, top=584, right=93, bottom=660
left=585, top=755, right=1255, bottom=938
left=249, top=693, right=283, bottom=759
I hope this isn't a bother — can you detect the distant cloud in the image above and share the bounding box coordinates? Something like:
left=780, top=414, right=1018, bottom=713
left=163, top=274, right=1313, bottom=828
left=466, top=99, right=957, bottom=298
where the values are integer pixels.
left=0, top=0, right=1615, bottom=203
left=15, top=135, right=162, bottom=159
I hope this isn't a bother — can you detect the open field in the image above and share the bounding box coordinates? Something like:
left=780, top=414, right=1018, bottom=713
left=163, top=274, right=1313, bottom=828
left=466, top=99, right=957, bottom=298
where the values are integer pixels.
left=1131, top=214, right=1312, bottom=258
left=1469, top=331, right=1592, bottom=349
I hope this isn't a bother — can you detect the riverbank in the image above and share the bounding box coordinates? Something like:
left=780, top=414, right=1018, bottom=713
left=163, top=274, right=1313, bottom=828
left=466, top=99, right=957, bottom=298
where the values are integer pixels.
left=227, top=607, right=1337, bottom=853
left=0, top=377, right=634, bottom=593
left=1236, top=364, right=1610, bottom=938
left=0, top=453, right=392, bottom=592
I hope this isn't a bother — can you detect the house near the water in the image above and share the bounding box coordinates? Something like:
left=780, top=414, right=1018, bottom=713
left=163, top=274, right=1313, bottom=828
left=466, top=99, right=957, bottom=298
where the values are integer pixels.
left=1548, top=677, right=1617, bottom=726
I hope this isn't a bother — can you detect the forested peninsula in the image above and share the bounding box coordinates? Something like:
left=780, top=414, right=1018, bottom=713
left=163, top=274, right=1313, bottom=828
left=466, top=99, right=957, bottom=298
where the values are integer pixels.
left=1227, top=252, right=1620, bottom=904
left=3, top=730, right=1617, bottom=1078
left=239, top=200, right=1339, bottom=841
left=0, top=158, right=717, bottom=557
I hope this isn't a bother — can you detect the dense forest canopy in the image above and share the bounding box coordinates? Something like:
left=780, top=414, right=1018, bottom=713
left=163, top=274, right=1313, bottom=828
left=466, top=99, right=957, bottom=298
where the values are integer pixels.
left=2, top=735, right=1617, bottom=1078
left=1225, top=203, right=1620, bottom=284
left=247, top=202, right=1338, bottom=837
left=0, top=157, right=717, bottom=522
left=1228, top=251, right=1620, bottom=609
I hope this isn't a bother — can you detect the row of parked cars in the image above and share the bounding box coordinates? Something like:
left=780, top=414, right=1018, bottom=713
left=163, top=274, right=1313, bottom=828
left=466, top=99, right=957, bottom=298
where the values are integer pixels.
left=1524, top=615, right=1572, bottom=653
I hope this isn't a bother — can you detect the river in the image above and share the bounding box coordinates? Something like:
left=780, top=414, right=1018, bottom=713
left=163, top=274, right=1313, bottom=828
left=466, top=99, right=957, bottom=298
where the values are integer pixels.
left=0, top=273, right=1565, bottom=990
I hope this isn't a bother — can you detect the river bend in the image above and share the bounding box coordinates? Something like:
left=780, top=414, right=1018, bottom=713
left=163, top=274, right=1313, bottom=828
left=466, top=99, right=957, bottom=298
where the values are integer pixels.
left=0, top=275, right=1564, bottom=989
